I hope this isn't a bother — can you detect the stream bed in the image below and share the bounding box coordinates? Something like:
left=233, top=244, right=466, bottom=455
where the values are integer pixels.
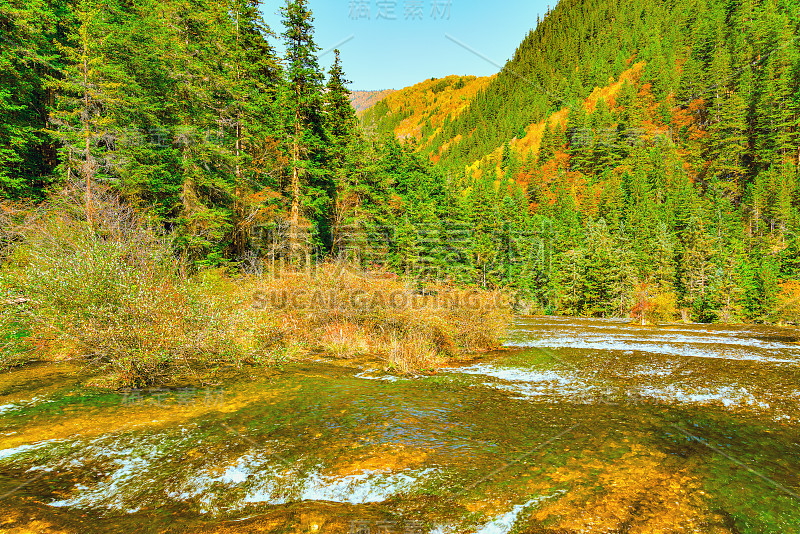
left=1, top=318, right=799, bottom=533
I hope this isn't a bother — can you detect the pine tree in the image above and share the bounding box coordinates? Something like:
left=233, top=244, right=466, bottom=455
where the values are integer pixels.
left=326, top=50, right=364, bottom=254
left=325, top=49, right=358, bottom=168
left=223, top=0, right=284, bottom=256
left=707, top=35, right=747, bottom=199
left=0, top=0, right=61, bottom=198
left=282, top=0, right=328, bottom=258
left=680, top=215, right=716, bottom=321
left=47, top=0, right=130, bottom=227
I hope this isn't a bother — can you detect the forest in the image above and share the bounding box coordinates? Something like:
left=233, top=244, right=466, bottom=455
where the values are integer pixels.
left=2, top=1, right=800, bottom=530
left=2, top=0, right=800, bottom=325
left=365, top=0, right=800, bottom=323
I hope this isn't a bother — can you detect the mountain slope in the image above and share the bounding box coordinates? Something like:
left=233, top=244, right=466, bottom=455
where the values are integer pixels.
left=370, top=0, right=799, bottom=202
left=349, top=89, right=396, bottom=113
left=360, top=75, right=493, bottom=155
left=359, top=0, right=800, bottom=323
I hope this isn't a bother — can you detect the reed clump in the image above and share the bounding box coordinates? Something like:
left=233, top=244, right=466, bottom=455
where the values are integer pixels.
left=250, top=266, right=510, bottom=372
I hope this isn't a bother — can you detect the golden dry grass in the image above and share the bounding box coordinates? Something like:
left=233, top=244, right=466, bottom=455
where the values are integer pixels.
left=247, top=265, right=510, bottom=373
left=0, top=189, right=510, bottom=387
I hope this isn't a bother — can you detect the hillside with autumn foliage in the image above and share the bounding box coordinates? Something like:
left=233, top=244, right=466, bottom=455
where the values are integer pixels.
left=360, top=75, right=494, bottom=155
left=362, top=0, right=800, bottom=323
left=349, top=89, right=396, bottom=113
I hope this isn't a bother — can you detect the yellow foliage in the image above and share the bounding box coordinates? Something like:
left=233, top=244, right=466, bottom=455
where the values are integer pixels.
left=774, top=280, right=800, bottom=324
left=650, top=291, right=678, bottom=323
left=466, top=62, right=650, bottom=187
left=364, top=74, right=494, bottom=148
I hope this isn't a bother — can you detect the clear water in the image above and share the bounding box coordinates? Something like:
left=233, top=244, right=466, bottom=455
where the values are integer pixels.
left=1, top=318, right=798, bottom=533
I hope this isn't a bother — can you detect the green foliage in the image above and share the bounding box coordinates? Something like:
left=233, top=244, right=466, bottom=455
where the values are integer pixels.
left=1, top=0, right=799, bottom=326
left=0, top=0, right=64, bottom=198
left=359, top=0, right=800, bottom=324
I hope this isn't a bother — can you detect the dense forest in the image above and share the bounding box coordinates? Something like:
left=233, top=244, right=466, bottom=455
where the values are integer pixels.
left=367, top=0, right=800, bottom=323
left=1, top=0, right=384, bottom=265
left=2, top=0, right=800, bottom=323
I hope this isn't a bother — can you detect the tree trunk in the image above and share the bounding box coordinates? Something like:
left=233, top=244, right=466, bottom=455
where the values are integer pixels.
left=81, top=41, right=93, bottom=230
left=290, top=102, right=301, bottom=263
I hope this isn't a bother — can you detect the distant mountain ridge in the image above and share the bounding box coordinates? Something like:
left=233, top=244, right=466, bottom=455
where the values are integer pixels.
left=349, top=90, right=396, bottom=113
left=365, top=0, right=800, bottom=199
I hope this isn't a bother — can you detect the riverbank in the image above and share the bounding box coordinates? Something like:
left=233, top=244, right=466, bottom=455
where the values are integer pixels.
left=0, top=192, right=510, bottom=388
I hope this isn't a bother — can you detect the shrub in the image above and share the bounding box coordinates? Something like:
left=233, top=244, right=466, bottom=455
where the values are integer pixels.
left=0, top=185, right=511, bottom=386
left=0, top=185, right=283, bottom=387
left=249, top=265, right=510, bottom=371
left=773, top=281, right=800, bottom=325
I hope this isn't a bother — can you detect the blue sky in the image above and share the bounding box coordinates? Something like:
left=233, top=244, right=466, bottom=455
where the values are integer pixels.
left=260, top=0, right=550, bottom=90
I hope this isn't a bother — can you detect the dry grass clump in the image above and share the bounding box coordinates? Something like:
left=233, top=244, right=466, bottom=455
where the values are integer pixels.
left=0, top=185, right=284, bottom=387
left=249, top=265, right=510, bottom=372
left=1, top=186, right=510, bottom=386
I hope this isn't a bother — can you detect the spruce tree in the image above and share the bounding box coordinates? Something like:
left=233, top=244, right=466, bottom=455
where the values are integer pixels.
left=0, top=0, right=61, bottom=198
left=48, top=0, right=130, bottom=227
left=282, top=0, right=328, bottom=257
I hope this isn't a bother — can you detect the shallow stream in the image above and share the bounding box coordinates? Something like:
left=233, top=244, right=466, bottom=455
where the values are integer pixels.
left=1, top=318, right=799, bottom=533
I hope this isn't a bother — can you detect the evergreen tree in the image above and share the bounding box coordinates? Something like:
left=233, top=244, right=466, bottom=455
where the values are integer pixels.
left=0, top=0, right=62, bottom=198
left=282, top=0, right=328, bottom=257
left=47, top=0, right=131, bottom=227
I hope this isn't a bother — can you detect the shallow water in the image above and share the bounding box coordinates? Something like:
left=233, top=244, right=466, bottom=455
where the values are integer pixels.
left=1, top=318, right=799, bottom=533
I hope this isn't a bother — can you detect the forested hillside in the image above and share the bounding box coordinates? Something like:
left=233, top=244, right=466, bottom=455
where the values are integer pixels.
left=366, top=0, right=800, bottom=323
left=360, top=75, right=493, bottom=152
left=2, top=0, right=800, bottom=323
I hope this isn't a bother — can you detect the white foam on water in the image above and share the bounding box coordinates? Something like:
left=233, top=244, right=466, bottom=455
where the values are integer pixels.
left=29, top=429, right=435, bottom=515
left=455, top=364, right=579, bottom=385
left=448, top=364, right=597, bottom=399
left=505, top=337, right=798, bottom=363
left=638, top=385, right=773, bottom=410
left=0, top=439, right=61, bottom=461
left=43, top=432, right=198, bottom=513
left=355, top=370, right=402, bottom=382
left=448, top=362, right=793, bottom=417
left=0, top=395, right=51, bottom=416
left=473, top=500, right=538, bottom=534
left=171, top=450, right=276, bottom=506
left=512, top=326, right=797, bottom=347
left=176, top=451, right=437, bottom=513
left=630, top=364, right=676, bottom=377
left=650, top=333, right=798, bottom=350
left=49, top=448, right=148, bottom=513
left=430, top=491, right=567, bottom=534
left=296, top=468, right=435, bottom=504
left=239, top=466, right=436, bottom=506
